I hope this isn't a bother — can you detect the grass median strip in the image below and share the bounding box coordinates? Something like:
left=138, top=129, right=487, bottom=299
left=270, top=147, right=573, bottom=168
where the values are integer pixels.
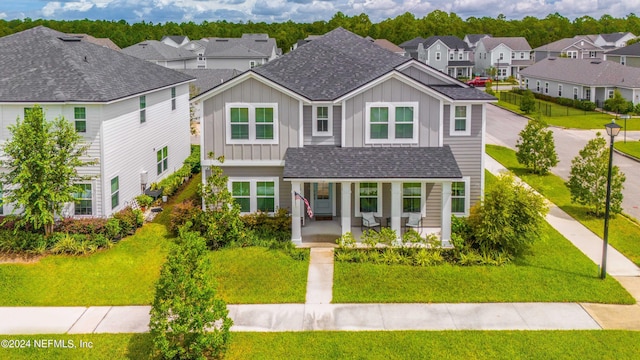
left=486, top=144, right=640, bottom=266
left=614, top=140, right=640, bottom=159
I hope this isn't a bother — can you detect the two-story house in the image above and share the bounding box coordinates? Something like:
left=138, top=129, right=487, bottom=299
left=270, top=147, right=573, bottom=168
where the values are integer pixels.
left=0, top=26, right=193, bottom=217
left=194, top=28, right=495, bottom=245
left=195, top=34, right=280, bottom=71
left=591, top=32, right=636, bottom=49
left=533, top=36, right=604, bottom=62
left=474, top=37, right=533, bottom=80
left=121, top=40, right=198, bottom=69
left=399, top=36, right=474, bottom=78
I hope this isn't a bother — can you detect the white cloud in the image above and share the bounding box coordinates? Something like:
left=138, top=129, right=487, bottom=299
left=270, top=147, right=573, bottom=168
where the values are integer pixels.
left=0, top=12, right=6, bottom=19
left=42, top=1, right=94, bottom=17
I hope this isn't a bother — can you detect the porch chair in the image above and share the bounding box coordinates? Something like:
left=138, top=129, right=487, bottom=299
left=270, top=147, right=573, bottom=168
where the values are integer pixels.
left=361, top=212, right=381, bottom=232
left=403, top=213, right=423, bottom=233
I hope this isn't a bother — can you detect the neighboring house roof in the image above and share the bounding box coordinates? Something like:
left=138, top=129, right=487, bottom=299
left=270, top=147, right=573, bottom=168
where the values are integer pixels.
left=202, top=35, right=277, bottom=58
left=66, top=33, right=120, bottom=50
left=253, top=27, right=410, bottom=101
left=176, top=69, right=239, bottom=96
left=600, top=32, right=632, bottom=43
left=283, top=146, right=462, bottom=179
left=121, top=40, right=196, bottom=61
left=519, top=58, right=640, bottom=88
left=606, top=42, right=640, bottom=56
left=161, top=35, right=190, bottom=46
left=424, top=36, right=470, bottom=50
left=465, top=34, right=491, bottom=44
left=480, top=37, right=531, bottom=51
left=399, top=37, right=426, bottom=48
left=0, top=26, right=194, bottom=102
left=372, top=39, right=405, bottom=54
left=534, top=36, right=599, bottom=52
left=429, top=85, right=495, bottom=101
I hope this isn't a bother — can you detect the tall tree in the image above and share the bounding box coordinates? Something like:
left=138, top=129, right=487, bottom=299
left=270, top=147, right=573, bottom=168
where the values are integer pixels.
left=515, top=116, right=559, bottom=175
left=0, top=106, right=96, bottom=234
left=567, top=133, right=626, bottom=217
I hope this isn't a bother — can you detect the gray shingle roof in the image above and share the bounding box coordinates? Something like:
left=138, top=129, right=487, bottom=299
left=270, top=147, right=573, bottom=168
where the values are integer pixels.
left=283, top=146, right=462, bottom=179
left=0, top=26, right=194, bottom=102
left=203, top=35, right=277, bottom=58
left=465, top=34, right=491, bottom=44
left=519, top=58, right=640, bottom=87
left=480, top=37, right=532, bottom=51
left=399, top=37, right=426, bottom=49
left=534, top=36, right=599, bottom=52
left=253, top=27, right=410, bottom=101
left=600, top=32, right=631, bottom=43
left=121, top=40, right=196, bottom=61
left=606, top=42, right=640, bottom=56
left=176, top=69, right=239, bottom=97
left=429, top=85, right=497, bottom=101
left=424, top=36, right=470, bottom=50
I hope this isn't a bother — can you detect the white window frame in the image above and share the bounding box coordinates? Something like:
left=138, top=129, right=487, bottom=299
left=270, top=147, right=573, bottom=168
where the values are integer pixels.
left=110, top=176, right=119, bottom=210
left=499, top=52, right=504, bottom=60
left=536, top=81, right=540, bottom=92
left=608, top=90, right=614, bottom=99
left=520, top=52, right=525, bottom=59
left=451, top=177, right=470, bottom=216
left=355, top=182, right=382, bottom=217
left=566, top=51, right=577, bottom=59
left=558, top=84, right=563, bottom=97
left=225, top=103, right=279, bottom=145
left=621, top=56, right=626, bottom=65
left=171, top=87, right=176, bottom=111
left=511, top=52, right=515, bottom=59
left=74, top=106, right=86, bottom=133
left=525, top=78, right=529, bottom=89
left=544, top=82, right=549, bottom=94
left=435, top=52, right=441, bottom=61
left=458, top=52, right=463, bottom=60
left=73, top=183, right=93, bottom=216
left=402, top=182, right=425, bottom=217
left=312, top=105, right=333, bottom=137
left=250, top=60, right=258, bottom=68
left=157, top=145, right=168, bottom=175
left=365, top=102, right=419, bottom=144
left=139, top=96, right=146, bottom=123
left=449, top=104, right=471, bottom=136
left=589, top=51, right=597, bottom=58
left=573, top=87, right=579, bottom=100
left=228, top=177, right=279, bottom=214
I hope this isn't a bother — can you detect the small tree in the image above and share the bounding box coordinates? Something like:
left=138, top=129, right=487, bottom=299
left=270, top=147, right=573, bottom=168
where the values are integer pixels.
left=150, top=228, right=232, bottom=360
left=603, top=89, right=628, bottom=116
left=515, top=116, right=559, bottom=174
left=0, top=105, right=96, bottom=234
left=467, top=173, right=548, bottom=257
left=567, top=132, right=626, bottom=217
left=519, top=89, right=536, bottom=114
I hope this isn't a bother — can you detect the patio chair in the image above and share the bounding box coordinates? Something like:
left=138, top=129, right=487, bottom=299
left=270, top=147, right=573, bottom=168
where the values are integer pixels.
left=361, top=212, right=381, bottom=232
left=403, top=213, right=423, bottom=233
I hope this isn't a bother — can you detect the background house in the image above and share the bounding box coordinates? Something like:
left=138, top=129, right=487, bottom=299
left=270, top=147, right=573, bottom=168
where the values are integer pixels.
left=533, top=36, right=604, bottom=62
left=474, top=37, right=533, bottom=80
left=519, top=57, right=640, bottom=106
left=194, top=28, right=495, bottom=245
left=605, top=42, right=640, bottom=68
left=0, top=26, right=193, bottom=217
left=161, top=35, right=190, bottom=48
left=591, top=32, right=636, bottom=49
left=121, top=40, right=197, bottom=69
left=399, top=36, right=474, bottom=79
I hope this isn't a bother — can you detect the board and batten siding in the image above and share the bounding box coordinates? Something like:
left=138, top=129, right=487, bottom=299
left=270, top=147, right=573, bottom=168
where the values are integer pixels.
left=220, top=166, right=291, bottom=213
left=443, top=104, right=483, bottom=209
left=102, top=84, right=191, bottom=216
left=0, top=103, right=103, bottom=216
left=343, top=77, right=440, bottom=147
left=400, top=65, right=450, bottom=85
left=202, top=78, right=300, bottom=161
left=303, top=105, right=342, bottom=146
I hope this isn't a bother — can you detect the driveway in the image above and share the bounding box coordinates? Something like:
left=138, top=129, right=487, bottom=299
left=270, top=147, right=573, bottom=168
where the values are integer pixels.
left=486, top=104, right=640, bottom=221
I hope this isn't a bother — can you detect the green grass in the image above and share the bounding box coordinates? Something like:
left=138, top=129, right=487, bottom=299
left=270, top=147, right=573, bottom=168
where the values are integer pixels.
left=486, top=144, right=640, bottom=266
left=210, top=247, right=308, bottom=304
left=495, top=100, right=640, bottom=130
left=4, top=331, right=640, bottom=359
left=0, top=173, right=309, bottom=305
left=614, top=140, right=640, bottom=159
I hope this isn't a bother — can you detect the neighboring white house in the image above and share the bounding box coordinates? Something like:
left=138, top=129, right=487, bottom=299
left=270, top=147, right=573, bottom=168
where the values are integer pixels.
left=0, top=26, right=194, bottom=217
left=121, top=40, right=198, bottom=69
left=474, top=37, right=533, bottom=80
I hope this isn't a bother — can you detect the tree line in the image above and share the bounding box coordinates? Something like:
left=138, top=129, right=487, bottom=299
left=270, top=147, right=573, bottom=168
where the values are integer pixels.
left=1, top=11, right=640, bottom=52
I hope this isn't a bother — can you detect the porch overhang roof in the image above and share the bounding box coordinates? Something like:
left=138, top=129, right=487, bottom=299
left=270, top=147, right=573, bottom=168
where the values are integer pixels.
left=283, top=146, right=463, bottom=180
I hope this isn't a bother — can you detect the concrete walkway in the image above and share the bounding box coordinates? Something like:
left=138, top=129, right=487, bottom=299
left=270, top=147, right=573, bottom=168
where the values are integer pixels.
left=305, top=248, right=334, bottom=304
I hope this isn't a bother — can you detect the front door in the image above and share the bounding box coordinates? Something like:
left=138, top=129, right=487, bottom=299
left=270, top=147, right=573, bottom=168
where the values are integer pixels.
left=313, top=183, right=332, bottom=215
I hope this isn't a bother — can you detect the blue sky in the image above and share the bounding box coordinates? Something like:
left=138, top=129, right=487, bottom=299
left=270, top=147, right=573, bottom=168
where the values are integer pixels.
left=0, top=0, right=638, bottom=24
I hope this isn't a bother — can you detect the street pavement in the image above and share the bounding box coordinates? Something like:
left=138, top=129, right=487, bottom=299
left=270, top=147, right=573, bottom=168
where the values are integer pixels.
left=486, top=104, right=640, bottom=221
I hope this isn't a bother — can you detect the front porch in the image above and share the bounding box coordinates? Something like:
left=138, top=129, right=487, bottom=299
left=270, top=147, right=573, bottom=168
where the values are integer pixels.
left=298, top=218, right=442, bottom=248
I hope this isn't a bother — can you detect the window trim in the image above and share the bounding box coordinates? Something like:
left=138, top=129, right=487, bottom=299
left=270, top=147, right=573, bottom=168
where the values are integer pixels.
left=74, top=107, right=86, bottom=133
left=139, top=95, right=146, bottom=124
left=402, top=182, right=425, bottom=217
left=110, top=176, right=119, bottom=210
left=355, top=182, right=382, bottom=217
left=312, top=105, right=333, bottom=137
left=558, top=84, right=563, bottom=97
left=364, top=102, right=419, bottom=144
left=225, top=103, right=279, bottom=145
left=449, top=104, right=471, bottom=136
left=573, top=87, right=579, bottom=100
left=157, top=145, right=168, bottom=175
left=536, top=81, right=540, bottom=92
left=621, top=56, right=626, bottom=65
left=171, top=87, right=176, bottom=111
left=73, top=183, right=93, bottom=216
left=451, top=177, right=470, bottom=216
left=435, top=52, right=441, bottom=61
left=228, top=177, right=279, bottom=214
left=544, top=82, right=549, bottom=94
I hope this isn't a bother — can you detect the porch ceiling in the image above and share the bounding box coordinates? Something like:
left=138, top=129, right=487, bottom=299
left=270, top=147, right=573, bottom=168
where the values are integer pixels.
left=283, top=145, right=462, bottom=180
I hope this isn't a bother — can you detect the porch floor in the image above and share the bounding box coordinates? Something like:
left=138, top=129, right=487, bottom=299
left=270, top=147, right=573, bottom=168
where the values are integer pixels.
left=299, top=218, right=441, bottom=248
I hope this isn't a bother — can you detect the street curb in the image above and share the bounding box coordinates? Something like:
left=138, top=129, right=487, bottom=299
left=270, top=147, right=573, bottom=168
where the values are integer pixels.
left=613, top=148, right=640, bottom=163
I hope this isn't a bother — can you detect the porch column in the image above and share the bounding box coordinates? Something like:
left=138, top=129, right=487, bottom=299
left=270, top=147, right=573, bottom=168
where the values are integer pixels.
left=589, top=86, right=596, bottom=102
left=291, top=181, right=302, bottom=245
left=441, top=181, right=452, bottom=247
left=390, top=182, right=402, bottom=240
left=341, top=181, right=352, bottom=235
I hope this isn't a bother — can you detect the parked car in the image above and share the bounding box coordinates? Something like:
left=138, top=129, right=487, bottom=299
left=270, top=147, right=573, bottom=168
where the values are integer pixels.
left=466, top=77, right=492, bottom=87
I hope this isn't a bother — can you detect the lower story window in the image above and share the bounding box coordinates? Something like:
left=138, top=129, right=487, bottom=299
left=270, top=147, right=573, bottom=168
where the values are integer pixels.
left=111, top=176, right=119, bottom=209
left=451, top=181, right=467, bottom=214
left=359, top=182, right=379, bottom=214
left=229, top=178, right=278, bottom=213
left=73, top=184, right=92, bottom=215
left=403, top=183, right=421, bottom=213
left=157, top=146, right=168, bottom=175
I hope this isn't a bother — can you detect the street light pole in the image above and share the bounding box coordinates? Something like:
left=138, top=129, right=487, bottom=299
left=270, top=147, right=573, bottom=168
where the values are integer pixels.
left=601, top=120, right=622, bottom=279
left=620, top=114, right=630, bottom=143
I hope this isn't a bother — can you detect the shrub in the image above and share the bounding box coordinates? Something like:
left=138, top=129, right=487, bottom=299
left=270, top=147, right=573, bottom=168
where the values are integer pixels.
left=519, top=89, right=536, bottom=114
left=169, top=200, right=203, bottom=235
left=241, top=208, right=291, bottom=242
left=0, top=229, right=48, bottom=254
left=49, top=233, right=101, bottom=255
left=135, top=194, right=153, bottom=208
left=577, top=100, right=596, bottom=111
left=336, top=232, right=356, bottom=248
left=105, top=218, right=122, bottom=240
left=112, top=207, right=143, bottom=237
left=185, top=145, right=201, bottom=174
left=54, top=217, right=107, bottom=235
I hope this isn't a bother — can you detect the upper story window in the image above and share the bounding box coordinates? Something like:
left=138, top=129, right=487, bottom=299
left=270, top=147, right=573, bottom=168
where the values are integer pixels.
left=74, top=107, right=86, bottom=133
left=226, top=103, right=278, bottom=145
left=511, top=52, right=515, bottom=59
left=520, top=52, right=525, bottom=59
left=435, top=52, right=441, bottom=61
left=458, top=52, right=463, bottom=60
left=365, top=102, right=418, bottom=144
left=312, top=105, right=332, bottom=137
left=449, top=52, right=454, bottom=60
left=499, top=52, right=504, bottom=60
left=171, top=87, right=176, bottom=110
left=450, top=104, right=471, bottom=136
left=139, top=96, right=146, bottom=123
left=250, top=60, right=259, bottom=68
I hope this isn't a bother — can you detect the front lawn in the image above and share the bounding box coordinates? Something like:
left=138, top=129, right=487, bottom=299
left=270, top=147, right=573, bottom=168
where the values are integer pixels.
left=486, top=144, right=640, bottom=266
left=3, top=331, right=640, bottom=359
left=614, top=140, right=640, bottom=159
